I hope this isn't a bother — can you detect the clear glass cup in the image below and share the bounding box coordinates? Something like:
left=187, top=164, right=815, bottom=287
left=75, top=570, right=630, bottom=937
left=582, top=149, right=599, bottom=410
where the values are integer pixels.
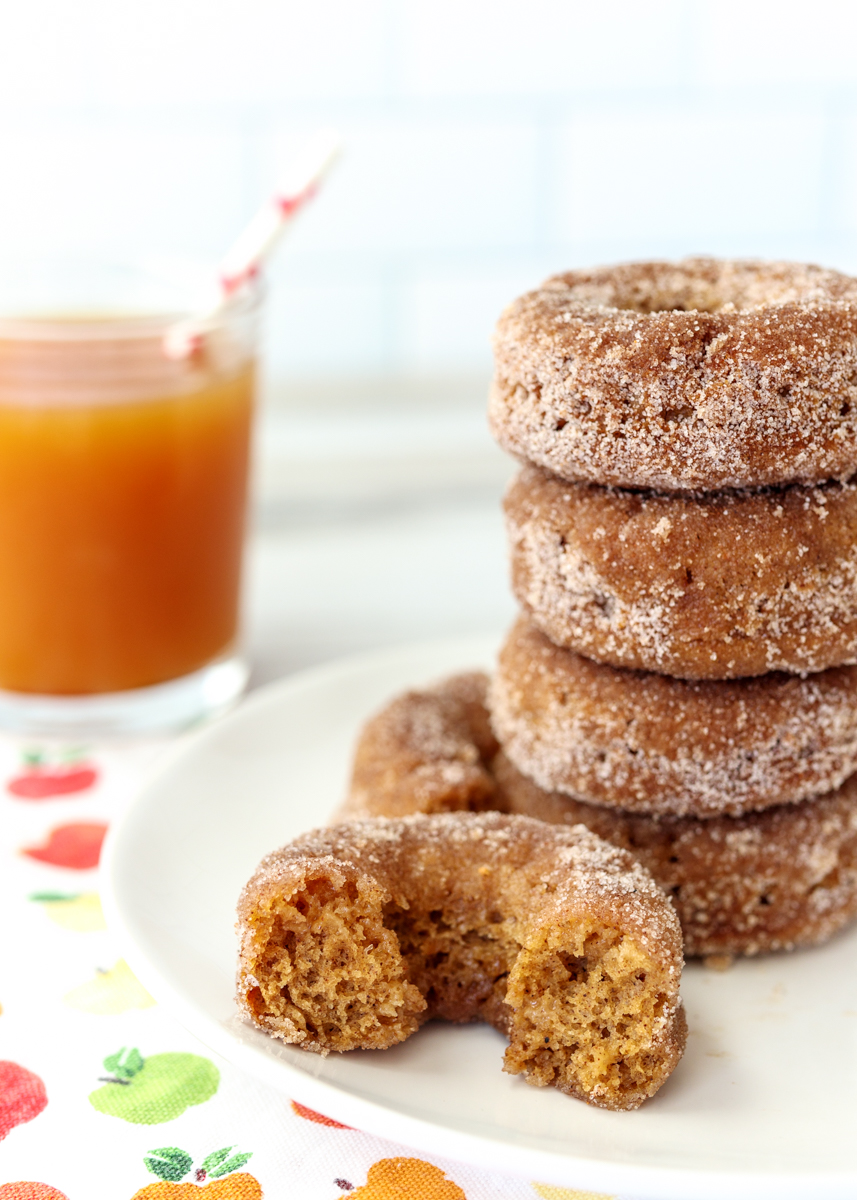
left=0, top=260, right=260, bottom=736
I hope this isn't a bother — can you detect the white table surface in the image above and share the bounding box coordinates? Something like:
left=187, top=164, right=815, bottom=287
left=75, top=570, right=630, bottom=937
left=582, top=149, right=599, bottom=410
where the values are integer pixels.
left=244, top=375, right=517, bottom=684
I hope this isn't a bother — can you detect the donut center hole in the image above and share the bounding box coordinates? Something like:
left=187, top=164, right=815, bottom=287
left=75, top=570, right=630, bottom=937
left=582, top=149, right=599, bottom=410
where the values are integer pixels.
left=614, top=285, right=737, bottom=314
left=390, top=903, right=517, bottom=1026
left=588, top=264, right=832, bottom=314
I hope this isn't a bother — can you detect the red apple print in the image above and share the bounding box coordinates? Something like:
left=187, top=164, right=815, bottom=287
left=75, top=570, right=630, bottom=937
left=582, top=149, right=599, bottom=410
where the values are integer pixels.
left=22, top=822, right=108, bottom=869
left=8, top=749, right=98, bottom=799
left=0, top=1061, right=48, bottom=1141
left=0, top=1186, right=69, bottom=1200
left=291, top=1099, right=351, bottom=1128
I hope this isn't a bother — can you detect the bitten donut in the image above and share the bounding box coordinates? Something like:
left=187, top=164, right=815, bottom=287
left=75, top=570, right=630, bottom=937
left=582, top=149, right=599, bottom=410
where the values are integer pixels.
left=341, top=673, right=857, bottom=958
left=492, top=752, right=857, bottom=960
left=489, top=258, right=857, bottom=492
left=491, top=617, right=857, bottom=817
left=237, top=811, right=686, bottom=1110
left=505, top=464, right=857, bottom=680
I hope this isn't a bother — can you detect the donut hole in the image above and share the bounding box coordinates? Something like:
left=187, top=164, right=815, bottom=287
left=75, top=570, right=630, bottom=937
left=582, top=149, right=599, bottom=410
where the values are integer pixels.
left=612, top=286, right=725, bottom=315
left=571, top=262, right=842, bottom=317
left=389, top=904, right=517, bottom=1025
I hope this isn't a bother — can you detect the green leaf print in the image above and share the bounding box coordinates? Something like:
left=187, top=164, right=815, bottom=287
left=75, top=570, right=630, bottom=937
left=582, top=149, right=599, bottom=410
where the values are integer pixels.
left=143, top=1146, right=193, bottom=1182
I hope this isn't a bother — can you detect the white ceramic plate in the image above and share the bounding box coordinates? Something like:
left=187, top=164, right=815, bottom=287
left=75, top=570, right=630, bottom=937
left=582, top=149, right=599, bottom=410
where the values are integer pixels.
left=103, top=636, right=857, bottom=1200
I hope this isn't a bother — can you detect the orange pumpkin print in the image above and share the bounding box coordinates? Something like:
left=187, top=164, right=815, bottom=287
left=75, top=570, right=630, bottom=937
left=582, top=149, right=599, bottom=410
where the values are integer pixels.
left=130, top=1146, right=261, bottom=1199
left=131, top=1178, right=261, bottom=1200
left=338, top=1158, right=465, bottom=1199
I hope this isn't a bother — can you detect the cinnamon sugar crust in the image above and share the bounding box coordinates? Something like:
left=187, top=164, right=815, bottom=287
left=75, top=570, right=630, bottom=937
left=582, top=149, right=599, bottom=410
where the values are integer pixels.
left=505, top=464, right=857, bottom=680
left=493, top=751, right=857, bottom=959
left=490, top=258, right=857, bottom=492
left=491, top=617, right=857, bottom=818
left=340, top=672, right=857, bottom=958
left=236, top=810, right=685, bottom=1110
left=345, top=672, right=499, bottom=819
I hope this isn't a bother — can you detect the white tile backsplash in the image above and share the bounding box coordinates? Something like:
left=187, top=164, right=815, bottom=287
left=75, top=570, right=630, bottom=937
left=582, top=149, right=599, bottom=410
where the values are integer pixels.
left=264, top=117, right=541, bottom=254
left=0, top=0, right=390, bottom=107
left=399, top=0, right=691, bottom=95
left=0, top=0, right=855, bottom=378
left=556, top=105, right=826, bottom=243
left=696, top=0, right=857, bottom=86
left=401, top=264, right=547, bottom=370
left=824, top=109, right=857, bottom=234
left=263, top=269, right=390, bottom=375
left=0, top=117, right=249, bottom=257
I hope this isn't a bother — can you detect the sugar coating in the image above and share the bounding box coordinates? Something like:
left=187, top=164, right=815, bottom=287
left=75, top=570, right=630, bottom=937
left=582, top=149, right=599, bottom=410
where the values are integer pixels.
left=491, top=617, right=857, bottom=817
left=237, top=809, right=685, bottom=1110
left=489, top=258, right=857, bottom=492
left=343, top=672, right=499, bottom=818
left=493, top=751, right=857, bottom=959
left=505, top=464, right=857, bottom=680
left=341, top=672, right=857, bottom=958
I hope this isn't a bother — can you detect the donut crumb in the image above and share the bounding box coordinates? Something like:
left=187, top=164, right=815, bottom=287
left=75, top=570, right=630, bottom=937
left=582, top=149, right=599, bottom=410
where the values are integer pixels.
left=702, top=954, right=735, bottom=972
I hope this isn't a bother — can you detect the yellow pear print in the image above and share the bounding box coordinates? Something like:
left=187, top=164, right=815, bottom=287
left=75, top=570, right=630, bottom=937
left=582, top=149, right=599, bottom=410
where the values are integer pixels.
left=532, top=1186, right=615, bottom=1200
left=32, top=891, right=106, bottom=932
left=64, top=960, right=155, bottom=1014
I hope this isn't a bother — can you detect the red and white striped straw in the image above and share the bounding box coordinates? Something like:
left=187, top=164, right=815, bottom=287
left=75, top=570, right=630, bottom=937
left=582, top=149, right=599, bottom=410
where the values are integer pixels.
left=164, top=128, right=341, bottom=359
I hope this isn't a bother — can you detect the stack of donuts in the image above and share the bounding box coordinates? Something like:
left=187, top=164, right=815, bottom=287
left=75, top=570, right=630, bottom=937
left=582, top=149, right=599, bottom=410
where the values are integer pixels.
left=486, top=258, right=857, bottom=960
left=344, top=258, right=857, bottom=963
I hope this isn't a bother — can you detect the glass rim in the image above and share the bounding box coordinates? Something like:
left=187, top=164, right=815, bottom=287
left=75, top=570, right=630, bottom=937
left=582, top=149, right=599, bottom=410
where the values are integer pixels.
left=0, top=257, right=264, bottom=342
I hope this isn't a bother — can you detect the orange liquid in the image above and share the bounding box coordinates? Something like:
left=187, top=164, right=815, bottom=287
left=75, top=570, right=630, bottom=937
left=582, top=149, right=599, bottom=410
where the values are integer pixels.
left=0, top=366, right=254, bottom=694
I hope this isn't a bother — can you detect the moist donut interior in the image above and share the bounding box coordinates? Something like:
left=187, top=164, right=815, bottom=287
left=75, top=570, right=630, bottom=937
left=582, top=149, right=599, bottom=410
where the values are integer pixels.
left=242, top=872, right=426, bottom=1052
left=243, top=869, right=673, bottom=1109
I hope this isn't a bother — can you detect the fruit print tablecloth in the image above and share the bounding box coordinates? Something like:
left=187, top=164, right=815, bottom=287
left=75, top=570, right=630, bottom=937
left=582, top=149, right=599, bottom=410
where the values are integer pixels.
left=0, top=733, right=637, bottom=1200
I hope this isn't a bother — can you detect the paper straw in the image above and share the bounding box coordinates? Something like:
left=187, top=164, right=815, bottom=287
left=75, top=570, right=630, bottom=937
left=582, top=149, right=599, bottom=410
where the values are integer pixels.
left=164, top=128, right=341, bottom=359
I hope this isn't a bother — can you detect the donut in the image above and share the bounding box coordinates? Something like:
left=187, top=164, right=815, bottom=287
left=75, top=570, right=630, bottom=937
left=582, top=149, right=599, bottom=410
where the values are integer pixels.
left=492, top=751, right=857, bottom=960
left=489, top=258, right=857, bottom=492
left=490, top=617, right=857, bottom=817
left=340, top=673, right=857, bottom=958
left=345, top=672, right=500, bottom=818
left=505, top=464, right=857, bottom=680
left=236, top=811, right=686, bottom=1110
left=338, top=671, right=500, bottom=822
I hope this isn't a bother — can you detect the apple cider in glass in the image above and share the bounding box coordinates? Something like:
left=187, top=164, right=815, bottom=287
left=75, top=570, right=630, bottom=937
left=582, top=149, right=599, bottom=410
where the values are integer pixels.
left=0, top=264, right=260, bottom=734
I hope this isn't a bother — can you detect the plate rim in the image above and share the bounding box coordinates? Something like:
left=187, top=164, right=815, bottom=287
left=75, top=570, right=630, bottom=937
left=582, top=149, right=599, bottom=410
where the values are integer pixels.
left=102, top=636, right=857, bottom=1200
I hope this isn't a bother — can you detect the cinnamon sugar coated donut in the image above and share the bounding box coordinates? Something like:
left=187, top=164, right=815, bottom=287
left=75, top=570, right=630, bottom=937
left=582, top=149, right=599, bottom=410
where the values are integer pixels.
left=344, top=672, right=499, bottom=819
left=491, top=617, right=857, bottom=817
left=506, top=464, right=857, bottom=679
left=492, top=752, right=857, bottom=959
left=341, top=673, right=857, bottom=958
left=336, top=672, right=503, bottom=821
left=237, top=811, right=686, bottom=1110
left=490, top=258, right=857, bottom=492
